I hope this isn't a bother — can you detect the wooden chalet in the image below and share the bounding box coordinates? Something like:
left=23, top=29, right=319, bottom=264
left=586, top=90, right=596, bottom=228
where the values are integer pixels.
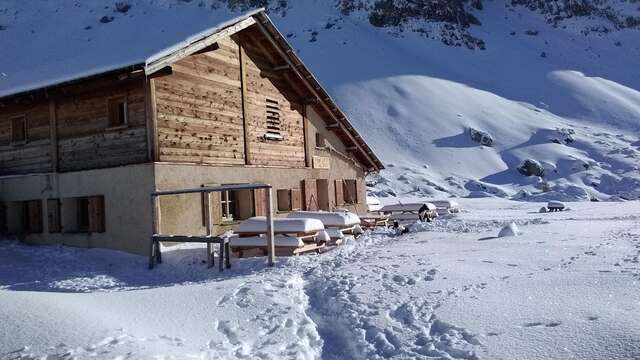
left=0, top=9, right=383, bottom=255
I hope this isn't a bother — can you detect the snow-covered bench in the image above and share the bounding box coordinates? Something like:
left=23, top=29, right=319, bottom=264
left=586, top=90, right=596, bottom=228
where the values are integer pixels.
left=380, top=203, right=438, bottom=223
left=231, top=217, right=329, bottom=256
left=287, top=210, right=362, bottom=244
left=230, top=234, right=324, bottom=257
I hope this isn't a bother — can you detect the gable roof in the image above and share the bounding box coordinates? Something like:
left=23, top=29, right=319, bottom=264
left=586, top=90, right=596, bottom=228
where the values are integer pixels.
left=0, top=5, right=383, bottom=170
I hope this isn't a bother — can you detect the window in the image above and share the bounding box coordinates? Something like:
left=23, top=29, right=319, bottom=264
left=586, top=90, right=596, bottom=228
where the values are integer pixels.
left=264, top=98, right=283, bottom=141
left=315, top=132, right=326, bottom=148
left=21, top=200, right=43, bottom=234
left=47, top=199, right=61, bottom=233
left=220, top=191, right=237, bottom=222
left=77, top=198, right=90, bottom=232
left=10, top=115, right=27, bottom=144
left=107, top=97, right=128, bottom=128
left=343, top=179, right=358, bottom=204
left=277, top=189, right=292, bottom=212
left=62, top=196, right=105, bottom=233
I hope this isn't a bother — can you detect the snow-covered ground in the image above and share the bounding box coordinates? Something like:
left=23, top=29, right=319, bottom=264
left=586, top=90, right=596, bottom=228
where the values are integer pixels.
left=2, top=198, right=640, bottom=359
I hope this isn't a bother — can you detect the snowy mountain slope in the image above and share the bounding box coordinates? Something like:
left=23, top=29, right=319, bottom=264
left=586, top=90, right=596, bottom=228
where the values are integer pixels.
left=266, top=0, right=640, bottom=200
left=1, top=0, right=639, bottom=200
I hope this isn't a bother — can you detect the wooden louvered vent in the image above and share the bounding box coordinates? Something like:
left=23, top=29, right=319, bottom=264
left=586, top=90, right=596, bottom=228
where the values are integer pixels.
left=264, top=98, right=283, bottom=141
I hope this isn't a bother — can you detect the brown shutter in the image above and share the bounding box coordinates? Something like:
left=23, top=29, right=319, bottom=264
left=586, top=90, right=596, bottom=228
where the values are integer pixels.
left=302, top=179, right=318, bottom=211
left=47, top=199, right=61, bottom=233
left=291, top=188, right=302, bottom=210
left=335, top=179, right=344, bottom=206
left=210, top=191, right=223, bottom=225
left=28, top=200, right=43, bottom=233
left=356, top=178, right=365, bottom=204
left=88, top=196, right=105, bottom=233
left=254, top=189, right=267, bottom=216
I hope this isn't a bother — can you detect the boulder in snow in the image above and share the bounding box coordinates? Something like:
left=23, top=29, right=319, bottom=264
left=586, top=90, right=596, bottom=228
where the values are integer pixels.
left=518, top=159, right=545, bottom=177
left=469, top=128, right=494, bottom=146
left=498, top=222, right=521, bottom=237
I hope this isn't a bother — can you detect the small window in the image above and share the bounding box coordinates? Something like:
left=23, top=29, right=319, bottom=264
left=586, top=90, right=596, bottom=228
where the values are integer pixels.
left=107, top=97, right=128, bottom=128
left=62, top=196, right=105, bottom=233
left=264, top=98, right=283, bottom=141
left=21, top=200, right=43, bottom=234
left=77, top=198, right=90, bottom=232
left=277, top=189, right=292, bottom=212
left=343, top=179, right=358, bottom=204
left=220, top=191, right=237, bottom=222
left=47, top=198, right=61, bottom=233
left=315, top=132, right=326, bottom=148
left=10, top=115, right=27, bottom=144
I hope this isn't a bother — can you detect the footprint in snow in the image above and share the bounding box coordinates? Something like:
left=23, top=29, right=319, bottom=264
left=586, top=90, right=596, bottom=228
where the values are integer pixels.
left=523, top=321, right=562, bottom=328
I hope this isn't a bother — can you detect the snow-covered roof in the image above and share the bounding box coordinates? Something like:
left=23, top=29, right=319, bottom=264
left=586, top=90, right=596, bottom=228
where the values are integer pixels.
left=0, top=2, right=261, bottom=98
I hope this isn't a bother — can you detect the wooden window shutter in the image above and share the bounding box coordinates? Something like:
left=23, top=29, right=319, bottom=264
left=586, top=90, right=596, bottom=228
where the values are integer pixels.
left=254, top=188, right=267, bottom=216
left=302, top=179, right=318, bottom=211
left=27, top=200, right=43, bottom=233
left=88, top=196, right=105, bottom=233
left=291, top=189, right=302, bottom=210
left=47, top=199, right=61, bottom=233
left=335, top=179, right=344, bottom=206
left=343, top=180, right=357, bottom=204
left=210, top=191, right=223, bottom=225
left=356, top=178, right=365, bottom=204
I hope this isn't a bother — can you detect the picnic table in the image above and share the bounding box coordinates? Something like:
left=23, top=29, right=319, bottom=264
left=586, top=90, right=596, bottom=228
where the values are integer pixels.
left=380, top=203, right=438, bottom=223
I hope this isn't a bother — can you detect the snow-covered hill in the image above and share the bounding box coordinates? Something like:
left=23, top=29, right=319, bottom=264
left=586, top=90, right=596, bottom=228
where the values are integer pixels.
left=1, top=0, right=639, bottom=201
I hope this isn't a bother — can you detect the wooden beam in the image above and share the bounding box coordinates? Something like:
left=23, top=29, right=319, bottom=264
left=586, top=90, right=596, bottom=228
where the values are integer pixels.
left=145, top=17, right=256, bottom=75
left=146, top=77, right=159, bottom=162
left=48, top=100, right=58, bottom=172
left=238, top=36, right=252, bottom=165
left=147, top=66, right=173, bottom=79
left=326, top=123, right=340, bottom=129
left=273, top=64, right=290, bottom=71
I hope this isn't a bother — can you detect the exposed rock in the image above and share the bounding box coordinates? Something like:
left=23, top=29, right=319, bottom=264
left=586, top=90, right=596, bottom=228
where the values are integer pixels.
left=469, top=127, right=494, bottom=146
left=518, top=159, right=545, bottom=177
left=498, top=222, right=521, bottom=237
left=99, top=15, right=114, bottom=23
left=115, top=2, right=131, bottom=13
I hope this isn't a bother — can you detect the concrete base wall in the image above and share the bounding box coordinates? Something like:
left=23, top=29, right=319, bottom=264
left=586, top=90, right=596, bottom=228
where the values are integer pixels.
left=0, top=151, right=367, bottom=256
left=0, top=164, right=155, bottom=255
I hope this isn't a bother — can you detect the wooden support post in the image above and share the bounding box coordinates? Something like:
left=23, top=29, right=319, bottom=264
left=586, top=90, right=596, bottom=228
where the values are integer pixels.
left=238, top=36, right=252, bottom=165
left=49, top=100, right=58, bottom=172
left=204, top=191, right=214, bottom=268
left=265, top=187, right=275, bottom=266
left=149, top=195, right=160, bottom=269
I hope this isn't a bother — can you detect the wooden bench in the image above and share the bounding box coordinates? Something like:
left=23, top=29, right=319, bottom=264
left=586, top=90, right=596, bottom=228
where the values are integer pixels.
left=287, top=210, right=362, bottom=244
left=232, top=217, right=327, bottom=257
left=380, top=203, right=438, bottom=224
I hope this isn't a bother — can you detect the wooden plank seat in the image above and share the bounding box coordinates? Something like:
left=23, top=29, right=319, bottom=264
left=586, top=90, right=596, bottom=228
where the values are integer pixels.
left=287, top=210, right=362, bottom=244
left=380, top=203, right=438, bottom=224
left=230, top=235, right=325, bottom=257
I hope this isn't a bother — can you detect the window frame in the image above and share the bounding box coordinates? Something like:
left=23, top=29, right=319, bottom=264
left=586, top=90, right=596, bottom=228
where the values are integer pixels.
left=343, top=179, right=358, bottom=205
left=10, top=114, right=27, bottom=145
left=264, top=97, right=283, bottom=141
left=106, top=95, right=129, bottom=130
left=220, top=190, right=237, bottom=223
left=315, top=131, right=327, bottom=149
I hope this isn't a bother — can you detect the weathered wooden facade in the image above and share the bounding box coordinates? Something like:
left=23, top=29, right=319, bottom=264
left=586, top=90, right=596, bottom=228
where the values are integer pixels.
left=0, top=11, right=383, bottom=255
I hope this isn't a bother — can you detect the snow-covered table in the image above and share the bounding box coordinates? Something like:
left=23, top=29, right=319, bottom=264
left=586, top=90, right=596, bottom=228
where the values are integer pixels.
left=287, top=210, right=362, bottom=243
left=232, top=217, right=328, bottom=256
left=380, top=203, right=438, bottom=223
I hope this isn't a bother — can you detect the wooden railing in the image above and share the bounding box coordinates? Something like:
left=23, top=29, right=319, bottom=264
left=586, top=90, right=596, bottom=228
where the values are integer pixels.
left=149, top=183, right=276, bottom=269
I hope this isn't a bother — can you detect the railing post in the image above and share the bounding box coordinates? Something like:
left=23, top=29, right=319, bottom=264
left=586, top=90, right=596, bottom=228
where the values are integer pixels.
left=204, top=191, right=214, bottom=268
left=265, top=186, right=275, bottom=266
